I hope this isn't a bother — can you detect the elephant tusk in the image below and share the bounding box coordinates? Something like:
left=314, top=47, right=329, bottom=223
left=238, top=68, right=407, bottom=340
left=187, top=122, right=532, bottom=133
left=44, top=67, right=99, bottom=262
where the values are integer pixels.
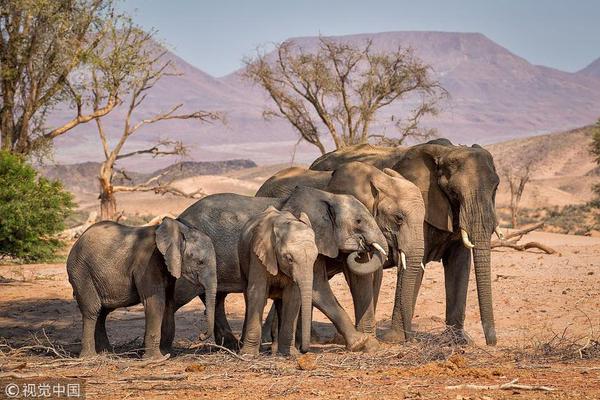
left=372, top=243, right=387, bottom=257
left=400, top=251, right=407, bottom=270
left=421, top=262, right=425, bottom=271
left=461, top=229, right=475, bottom=249
left=495, top=226, right=504, bottom=240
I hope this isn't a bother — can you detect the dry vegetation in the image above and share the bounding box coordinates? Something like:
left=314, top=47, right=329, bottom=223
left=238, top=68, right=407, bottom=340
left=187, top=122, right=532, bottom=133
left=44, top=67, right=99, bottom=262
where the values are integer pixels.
left=1, top=228, right=599, bottom=399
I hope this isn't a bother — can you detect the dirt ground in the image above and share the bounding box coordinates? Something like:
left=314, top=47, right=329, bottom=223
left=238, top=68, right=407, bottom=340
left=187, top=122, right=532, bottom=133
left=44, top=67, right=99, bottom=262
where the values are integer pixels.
left=1, top=230, right=599, bottom=399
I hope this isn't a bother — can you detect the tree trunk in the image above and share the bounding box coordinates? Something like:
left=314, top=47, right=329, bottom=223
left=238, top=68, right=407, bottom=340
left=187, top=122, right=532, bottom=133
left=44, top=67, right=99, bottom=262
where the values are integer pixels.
left=100, top=189, right=117, bottom=221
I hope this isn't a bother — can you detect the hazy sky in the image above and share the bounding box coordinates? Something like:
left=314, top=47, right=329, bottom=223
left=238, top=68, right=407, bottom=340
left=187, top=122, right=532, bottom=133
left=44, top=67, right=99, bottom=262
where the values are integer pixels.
left=121, top=0, right=600, bottom=77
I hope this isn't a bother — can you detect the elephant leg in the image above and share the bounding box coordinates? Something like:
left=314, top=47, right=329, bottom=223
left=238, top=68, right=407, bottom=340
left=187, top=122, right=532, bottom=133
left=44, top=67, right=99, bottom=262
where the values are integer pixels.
left=271, top=300, right=282, bottom=354
left=212, top=292, right=240, bottom=350
left=443, top=243, right=472, bottom=344
left=80, top=313, right=98, bottom=358
left=94, top=308, right=111, bottom=353
left=142, top=294, right=166, bottom=359
left=240, top=288, right=267, bottom=356
left=343, top=267, right=376, bottom=335
left=261, top=303, right=277, bottom=344
left=160, top=297, right=176, bottom=354
left=312, top=259, right=378, bottom=352
left=372, top=267, right=383, bottom=313
left=277, top=286, right=301, bottom=356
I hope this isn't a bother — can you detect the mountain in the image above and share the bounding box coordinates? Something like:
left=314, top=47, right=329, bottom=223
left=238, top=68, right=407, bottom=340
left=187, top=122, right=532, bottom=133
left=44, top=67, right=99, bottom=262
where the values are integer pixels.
left=578, top=57, right=600, bottom=78
left=48, top=31, right=600, bottom=167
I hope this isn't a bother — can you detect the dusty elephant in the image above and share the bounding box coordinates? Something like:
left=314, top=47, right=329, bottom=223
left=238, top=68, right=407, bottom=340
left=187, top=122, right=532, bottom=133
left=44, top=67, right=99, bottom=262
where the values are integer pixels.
left=311, top=139, right=501, bottom=346
left=256, top=161, right=425, bottom=342
left=170, top=186, right=388, bottom=352
left=239, top=207, right=318, bottom=356
left=66, top=218, right=217, bottom=358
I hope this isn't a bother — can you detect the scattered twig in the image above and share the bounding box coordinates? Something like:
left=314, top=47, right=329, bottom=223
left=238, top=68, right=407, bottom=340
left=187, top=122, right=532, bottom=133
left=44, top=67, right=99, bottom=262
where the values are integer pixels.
left=491, top=222, right=556, bottom=254
left=446, top=378, right=554, bottom=392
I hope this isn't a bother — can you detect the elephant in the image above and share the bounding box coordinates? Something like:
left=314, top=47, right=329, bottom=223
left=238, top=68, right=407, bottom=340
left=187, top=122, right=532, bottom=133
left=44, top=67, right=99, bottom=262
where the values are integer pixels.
left=238, top=207, right=318, bottom=356
left=170, top=186, right=388, bottom=352
left=310, top=143, right=407, bottom=171
left=310, top=139, right=501, bottom=346
left=66, top=218, right=217, bottom=358
left=256, top=161, right=426, bottom=342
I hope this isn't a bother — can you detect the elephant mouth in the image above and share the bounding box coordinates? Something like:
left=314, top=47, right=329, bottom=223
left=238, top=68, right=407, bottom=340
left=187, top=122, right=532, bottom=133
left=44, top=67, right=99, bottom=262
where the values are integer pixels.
left=340, top=237, right=363, bottom=252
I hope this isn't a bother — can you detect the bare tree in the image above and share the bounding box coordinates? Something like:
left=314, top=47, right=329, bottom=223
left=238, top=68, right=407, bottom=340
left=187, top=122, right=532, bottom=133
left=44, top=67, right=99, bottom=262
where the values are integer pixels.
left=244, top=37, right=445, bottom=154
left=0, top=0, right=129, bottom=156
left=502, top=160, right=534, bottom=228
left=91, top=25, right=219, bottom=220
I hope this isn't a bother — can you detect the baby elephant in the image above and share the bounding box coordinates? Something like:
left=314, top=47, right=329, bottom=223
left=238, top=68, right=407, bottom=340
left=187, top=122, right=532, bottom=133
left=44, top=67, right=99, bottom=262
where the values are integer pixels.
left=239, top=207, right=318, bottom=356
left=67, top=218, right=217, bottom=359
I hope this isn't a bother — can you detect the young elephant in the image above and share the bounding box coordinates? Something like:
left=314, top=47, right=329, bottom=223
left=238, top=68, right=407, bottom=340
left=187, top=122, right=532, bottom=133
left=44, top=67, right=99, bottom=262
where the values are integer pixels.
left=67, top=218, right=217, bottom=359
left=238, top=207, right=318, bottom=356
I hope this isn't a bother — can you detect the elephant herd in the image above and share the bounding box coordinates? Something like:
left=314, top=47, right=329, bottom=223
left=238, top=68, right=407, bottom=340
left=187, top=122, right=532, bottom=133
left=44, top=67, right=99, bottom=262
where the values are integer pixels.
left=66, top=138, right=502, bottom=359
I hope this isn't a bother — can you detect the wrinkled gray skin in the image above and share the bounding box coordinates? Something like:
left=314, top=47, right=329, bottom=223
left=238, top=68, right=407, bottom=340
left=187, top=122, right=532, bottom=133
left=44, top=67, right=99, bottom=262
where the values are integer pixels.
left=66, top=218, right=217, bottom=358
left=171, top=186, right=388, bottom=352
left=239, top=207, right=318, bottom=356
left=311, top=139, right=500, bottom=346
left=256, top=162, right=425, bottom=342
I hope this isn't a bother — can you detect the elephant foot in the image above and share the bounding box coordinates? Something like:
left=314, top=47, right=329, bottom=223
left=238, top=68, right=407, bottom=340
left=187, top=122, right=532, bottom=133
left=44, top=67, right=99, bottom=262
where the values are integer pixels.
left=240, top=345, right=260, bottom=357
left=379, top=328, right=407, bottom=344
left=79, top=349, right=97, bottom=359
left=143, top=349, right=167, bottom=360
left=277, top=345, right=300, bottom=357
left=216, top=332, right=241, bottom=351
left=328, top=332, right=346, bottom=346
left=439, top=327, right=472, bottom=346
left=347, top=334, right=379, bottom=353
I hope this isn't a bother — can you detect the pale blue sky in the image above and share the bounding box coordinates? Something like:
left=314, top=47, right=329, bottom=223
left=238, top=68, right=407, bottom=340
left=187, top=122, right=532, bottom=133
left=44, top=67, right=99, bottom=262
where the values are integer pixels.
left=121, top=0, right=600, bottom=77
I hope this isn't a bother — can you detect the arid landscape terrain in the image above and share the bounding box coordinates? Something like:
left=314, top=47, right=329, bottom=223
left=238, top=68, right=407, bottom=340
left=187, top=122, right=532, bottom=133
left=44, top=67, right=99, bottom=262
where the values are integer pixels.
left=1, top=127, right=599, bottom=398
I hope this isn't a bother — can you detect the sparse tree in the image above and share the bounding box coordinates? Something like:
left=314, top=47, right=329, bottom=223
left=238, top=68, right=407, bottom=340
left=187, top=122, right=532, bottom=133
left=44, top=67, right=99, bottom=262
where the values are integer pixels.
left=502, top=160, right=534, bottom=228
left=91, top=24, right=219, bottom=221
left=0, top=0, right=127, bottom=156
left=244, top=37, right=445, bottom=154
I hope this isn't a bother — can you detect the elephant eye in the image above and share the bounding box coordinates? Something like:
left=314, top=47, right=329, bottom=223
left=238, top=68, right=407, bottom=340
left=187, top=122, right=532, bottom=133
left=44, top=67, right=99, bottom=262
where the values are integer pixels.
left=356, top=219, right=362, bottom=225
left=394, top=214, right=405, bottom=224
left=285, top=254, right=294, bottom=263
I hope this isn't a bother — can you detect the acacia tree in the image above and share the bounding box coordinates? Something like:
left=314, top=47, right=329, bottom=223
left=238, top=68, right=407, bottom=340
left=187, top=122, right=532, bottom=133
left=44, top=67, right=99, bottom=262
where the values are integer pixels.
left=91, top=25, right=219, bottom=221
left=502, top=160, right=534, bottom=228
left=0, top=0, right=125, bottom=156
left=244, top=37, right=445, bottom=154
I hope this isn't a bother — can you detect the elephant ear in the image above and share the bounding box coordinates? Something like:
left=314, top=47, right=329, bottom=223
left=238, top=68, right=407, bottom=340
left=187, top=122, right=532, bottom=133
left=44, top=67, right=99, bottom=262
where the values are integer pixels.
left=393, top=145, right=453, bottom=232
left=312, top=200, right=339, bottom=259
left=155, top=217, right=184, bottom=279
left=382, top=168, right=404, bottom=179
left=251, top=209, right=279, bottom=276
left=298, top=212, right=312, bottom=228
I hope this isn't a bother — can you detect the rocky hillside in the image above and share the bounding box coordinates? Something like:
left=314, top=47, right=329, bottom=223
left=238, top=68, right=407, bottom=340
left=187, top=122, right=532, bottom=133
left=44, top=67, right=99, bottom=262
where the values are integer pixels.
left=39, top=159, right=256, bottom=195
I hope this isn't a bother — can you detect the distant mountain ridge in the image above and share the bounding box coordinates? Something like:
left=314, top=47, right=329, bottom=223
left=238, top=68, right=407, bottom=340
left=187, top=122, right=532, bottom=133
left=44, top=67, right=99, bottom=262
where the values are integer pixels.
left=578, top=57, right=600, bottom=78
left=48, top=31, right=600, bottom=167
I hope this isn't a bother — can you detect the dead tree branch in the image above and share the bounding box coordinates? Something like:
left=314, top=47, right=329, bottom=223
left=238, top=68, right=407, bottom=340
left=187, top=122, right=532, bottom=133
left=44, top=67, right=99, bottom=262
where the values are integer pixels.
left=446, top=378, right=554, bottom=392
left=491, top=222, right=556, bottom=254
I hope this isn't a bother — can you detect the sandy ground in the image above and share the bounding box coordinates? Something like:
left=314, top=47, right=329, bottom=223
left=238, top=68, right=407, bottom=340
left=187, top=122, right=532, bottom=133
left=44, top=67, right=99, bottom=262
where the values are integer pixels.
left=1, top=230, right=599, bottom=399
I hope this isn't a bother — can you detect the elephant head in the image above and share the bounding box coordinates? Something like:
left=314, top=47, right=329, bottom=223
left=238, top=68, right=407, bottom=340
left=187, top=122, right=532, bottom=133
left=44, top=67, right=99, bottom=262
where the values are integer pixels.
left=250, top=207, right=319, bottom=353
left=394, top=141, right=499, bottom=345
left=156, top=217, right=217, bottom=341
left=281, top=186, right=388, bottom=276
left=327, top=162, right=425, bottom=339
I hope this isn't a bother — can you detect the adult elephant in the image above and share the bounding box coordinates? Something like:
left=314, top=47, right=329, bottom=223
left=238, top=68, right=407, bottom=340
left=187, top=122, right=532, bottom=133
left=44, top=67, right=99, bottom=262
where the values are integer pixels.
left=256, top=162, right=425, bottom=342
left=170, top=186, right=388, bottom=352
left=311, top=139, right=501, bottom=346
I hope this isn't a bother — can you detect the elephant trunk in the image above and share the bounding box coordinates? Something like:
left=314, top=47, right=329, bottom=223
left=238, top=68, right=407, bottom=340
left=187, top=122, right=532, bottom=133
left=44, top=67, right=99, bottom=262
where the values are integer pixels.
left=198, top=270, right=217, bottom=341
left=391, top=225, right=425, bottom=341
left=460, top=192, right=497, bottom=346
left=346, top=248, right=386, bottom=275
left=297, top=274, right=314, bottom=353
